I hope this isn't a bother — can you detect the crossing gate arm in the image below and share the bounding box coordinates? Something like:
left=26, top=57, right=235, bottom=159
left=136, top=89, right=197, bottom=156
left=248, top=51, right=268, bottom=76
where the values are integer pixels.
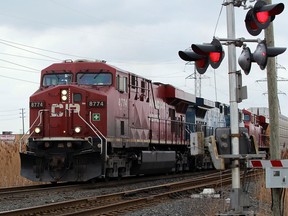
left=248, top=159, right=288, bottom=188
left=248, top=159, right=288, bottom=169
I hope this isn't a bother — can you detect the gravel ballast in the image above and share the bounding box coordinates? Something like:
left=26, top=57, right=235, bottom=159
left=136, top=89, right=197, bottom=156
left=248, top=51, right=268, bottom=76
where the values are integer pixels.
left=0, top=174, right=272, bottom=215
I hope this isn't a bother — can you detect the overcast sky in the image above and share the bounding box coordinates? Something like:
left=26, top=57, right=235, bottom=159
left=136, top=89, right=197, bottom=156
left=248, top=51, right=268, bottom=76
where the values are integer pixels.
left=0, top=0, right=287, bottom=134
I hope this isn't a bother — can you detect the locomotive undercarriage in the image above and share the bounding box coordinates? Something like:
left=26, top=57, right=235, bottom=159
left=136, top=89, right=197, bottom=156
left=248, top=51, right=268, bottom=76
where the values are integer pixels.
left=104, top=141, right=214, bottom=179
left=20, top=135, right=214, bottom=182
left=20, top=138, right=103, bottom=182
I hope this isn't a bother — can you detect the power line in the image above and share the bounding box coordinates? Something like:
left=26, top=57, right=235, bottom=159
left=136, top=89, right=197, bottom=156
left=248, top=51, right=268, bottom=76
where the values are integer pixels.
left=0, top=52, right=56, bottom=62
left=213, top=0, right=225, bottom=37
left=0, top=66, right=39, bottom=74
left=0, top=59, right=39, bottom=71
left=0, top=38, right=94, bottom=60
left=0, top=40, right=62, bottom=61
left=0, top=74, right=38, bottom=84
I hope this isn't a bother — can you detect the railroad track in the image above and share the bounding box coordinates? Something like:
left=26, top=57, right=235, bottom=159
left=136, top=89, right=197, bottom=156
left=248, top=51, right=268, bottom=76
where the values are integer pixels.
left=0, top=170, right=260, bottom=216
left=0, top=182, right=84, bottom=198
left=0, top=170, right=216, bottom=201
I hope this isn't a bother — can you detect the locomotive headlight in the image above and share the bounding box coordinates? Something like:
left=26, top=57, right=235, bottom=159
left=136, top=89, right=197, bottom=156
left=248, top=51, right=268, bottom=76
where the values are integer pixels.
left=74, top=126, right=81, bottom=133
left=34, top=126, right=41, bottom=134
left=61, top=89, right=68, bottom=95
left=61, top=89, right=68, bottom=102
left=61, top=95, right=68, bottom=101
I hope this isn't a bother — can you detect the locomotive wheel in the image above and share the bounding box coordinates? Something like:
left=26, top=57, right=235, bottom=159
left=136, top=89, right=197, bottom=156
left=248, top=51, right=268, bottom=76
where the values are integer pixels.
left=104, top=168, right=113, bottom=182
left=117, top=167, right=126, bottom=180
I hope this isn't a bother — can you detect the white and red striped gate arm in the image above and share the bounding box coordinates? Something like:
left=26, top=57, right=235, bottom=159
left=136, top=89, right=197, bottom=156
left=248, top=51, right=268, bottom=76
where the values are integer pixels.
left=248, top=159, right=288, bottom=169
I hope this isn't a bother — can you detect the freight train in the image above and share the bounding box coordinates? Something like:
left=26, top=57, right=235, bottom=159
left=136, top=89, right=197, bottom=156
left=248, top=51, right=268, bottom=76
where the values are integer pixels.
left=242, top=108, right=288, bottom=155
left=20, top=60, right=259, bottom=182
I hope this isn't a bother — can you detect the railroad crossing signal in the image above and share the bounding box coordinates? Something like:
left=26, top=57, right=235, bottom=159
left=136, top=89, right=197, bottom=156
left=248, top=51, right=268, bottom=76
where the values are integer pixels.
left=238, top=41, right=286, bottom=75
left=245, top=0, right=284, bottom=36
left=178, top=38, right=224, bottom=74
left=192, top=38, right=224, bottom=70
left=178, top=1, right=285, bottom=214
left=178, top=50, right=209, bottom=74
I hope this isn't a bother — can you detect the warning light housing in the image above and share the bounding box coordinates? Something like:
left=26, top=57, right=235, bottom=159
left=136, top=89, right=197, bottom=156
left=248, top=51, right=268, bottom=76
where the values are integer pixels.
left=245, top=1, right=284, bottom=36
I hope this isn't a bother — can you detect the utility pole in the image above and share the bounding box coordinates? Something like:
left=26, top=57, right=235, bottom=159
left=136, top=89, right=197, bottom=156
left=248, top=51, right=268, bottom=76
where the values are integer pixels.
left=264, top=1, right=284, bottom=215
left=20, top=108, right=25, bottom=135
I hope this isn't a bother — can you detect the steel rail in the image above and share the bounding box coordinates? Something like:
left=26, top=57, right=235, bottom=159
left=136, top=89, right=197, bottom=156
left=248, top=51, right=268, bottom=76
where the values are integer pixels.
left=0, top=171, right=261, bottom=216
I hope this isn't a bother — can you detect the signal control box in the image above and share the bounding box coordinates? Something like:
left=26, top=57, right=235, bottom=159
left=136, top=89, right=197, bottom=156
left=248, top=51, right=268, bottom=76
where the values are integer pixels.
left=266, top=168, right=288, bottom=188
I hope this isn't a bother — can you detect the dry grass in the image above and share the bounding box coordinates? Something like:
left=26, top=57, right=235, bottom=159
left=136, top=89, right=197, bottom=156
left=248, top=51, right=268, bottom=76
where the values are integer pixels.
left=0, top=140, right=34, bottom=188
left=255, top=172, right=272, bottom=215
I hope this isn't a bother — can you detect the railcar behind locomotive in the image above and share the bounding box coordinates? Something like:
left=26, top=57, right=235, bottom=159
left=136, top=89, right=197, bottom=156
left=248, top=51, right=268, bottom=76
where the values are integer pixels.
left=245, top=107, right=288, bottom=154
left=21, top=60, right=234, bottom=182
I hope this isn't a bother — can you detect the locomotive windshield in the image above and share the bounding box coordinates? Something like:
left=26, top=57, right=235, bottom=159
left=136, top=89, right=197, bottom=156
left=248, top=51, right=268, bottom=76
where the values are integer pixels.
left=42, top=73, right=73, bottom=86
left=243, top=114, right=250, bottom=121
left=77, top=72, right=112, bottom=86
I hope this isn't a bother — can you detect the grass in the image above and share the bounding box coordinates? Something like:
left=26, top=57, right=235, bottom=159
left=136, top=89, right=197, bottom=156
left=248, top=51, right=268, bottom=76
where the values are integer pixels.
left=0, top=140, right=34, bottom=187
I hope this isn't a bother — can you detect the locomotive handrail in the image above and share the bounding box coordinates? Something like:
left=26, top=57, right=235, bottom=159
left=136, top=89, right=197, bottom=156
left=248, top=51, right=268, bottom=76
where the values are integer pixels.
left=147, top=116, right=216, bottom=137
left=74, top=110, right=107, bottom=161
left=148, top=116, right=198, bottom=131
left=19, top=109, right=49, bottom=152
left=185, top=125, right=192, bottom=134
left=148, top=116, right=194, bottom=124
left=74, top=110, right=102, bottom=145
left=89, top=112, right=107, bottom=161
left=148, top=116, right=197, bottom=144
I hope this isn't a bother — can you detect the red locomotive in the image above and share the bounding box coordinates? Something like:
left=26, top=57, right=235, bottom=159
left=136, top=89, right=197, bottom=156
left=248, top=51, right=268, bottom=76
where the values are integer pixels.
left=242, top=109, right=264, bottom=150
left=20, top=60, right=220, bottom=182
left=243, top=107, right=288, bottom=156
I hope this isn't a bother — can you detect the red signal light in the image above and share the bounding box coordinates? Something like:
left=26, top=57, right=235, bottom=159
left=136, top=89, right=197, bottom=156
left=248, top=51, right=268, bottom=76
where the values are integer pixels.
left=196, top=58, right=207, bottom=69
left=178, top=50, right=209, bottom=74
left=192, top=38, right=224, bottom=70
left=245, top=1, right=284, bottom=36
left=250, top=22, right=258, bottom=30
left=179, top=38, right=224, bottom=74
left=210, top=52, right=221, bottom=63
left=256, top=11, right=269, bottom=24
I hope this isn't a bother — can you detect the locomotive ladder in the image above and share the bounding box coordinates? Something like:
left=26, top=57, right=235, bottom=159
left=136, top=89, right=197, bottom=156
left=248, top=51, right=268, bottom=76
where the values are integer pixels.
left=76, top=111, right=107, bottom=161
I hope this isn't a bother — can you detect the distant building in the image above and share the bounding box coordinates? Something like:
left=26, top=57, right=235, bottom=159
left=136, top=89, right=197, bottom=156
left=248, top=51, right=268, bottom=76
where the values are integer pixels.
left=2, top=131, right=13, bottom=135
left=0, top=131, right=16, bottom=143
